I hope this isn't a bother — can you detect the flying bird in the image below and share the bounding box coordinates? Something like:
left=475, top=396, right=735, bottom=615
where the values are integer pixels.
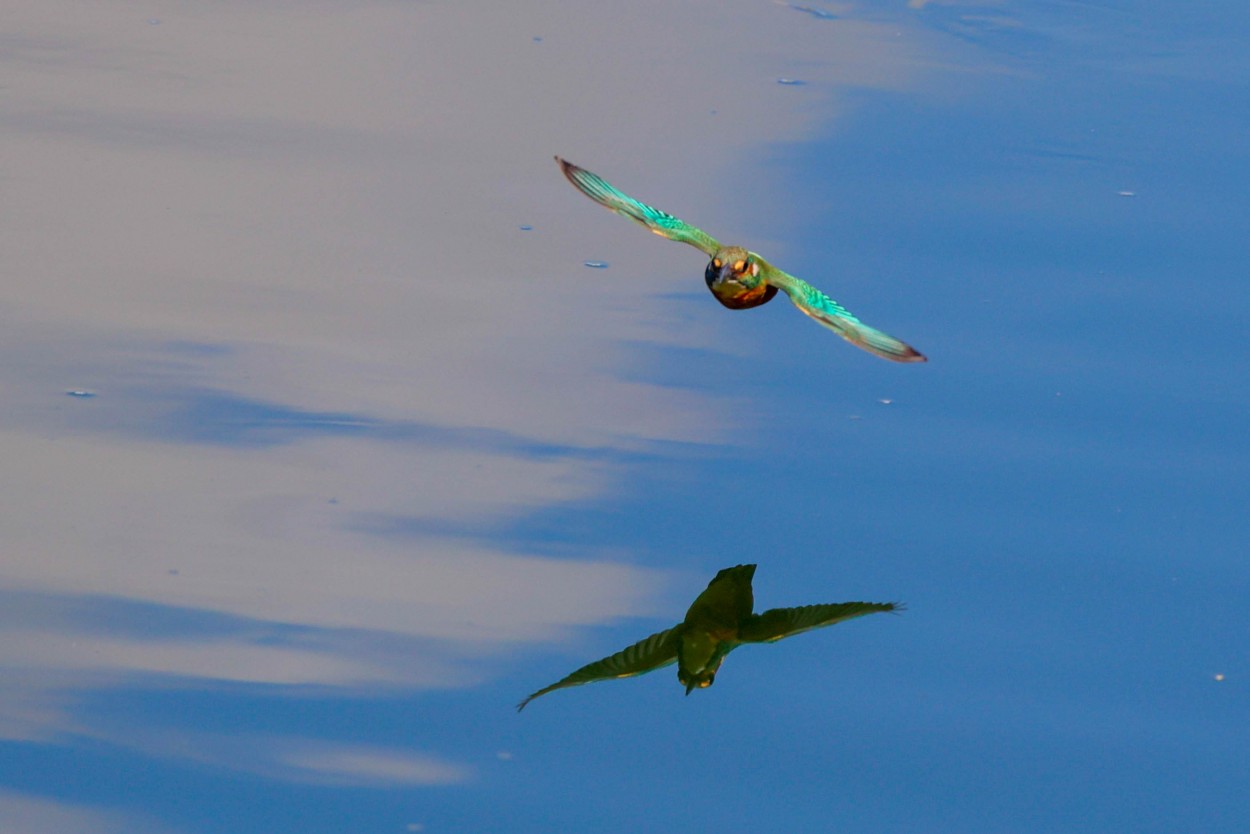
left=555, top=156, right=926, bottom=362
left=517, top=564, right=899, bottom=710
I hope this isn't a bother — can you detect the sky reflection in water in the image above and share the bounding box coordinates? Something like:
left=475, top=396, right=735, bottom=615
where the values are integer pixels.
left=1, top=1, right=1247, bottom=832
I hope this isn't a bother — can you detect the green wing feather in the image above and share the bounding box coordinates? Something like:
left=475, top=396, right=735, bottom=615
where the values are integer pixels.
left=556, top=157, right=721, bottom=257
left=762, top=267, right=926, bottom=363
left=738, top=601, right=900, bottom=644
left=517, top=625, right=683, bottom=711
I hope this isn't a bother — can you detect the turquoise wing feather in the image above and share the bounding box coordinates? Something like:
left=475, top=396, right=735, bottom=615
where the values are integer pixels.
left=738, top=602, right=900, bottom=644
left=762, top=266, right=926, bottom=363
left=556, top=157, right=721, bottom=257
left=517, top=625, right=683, bottom=711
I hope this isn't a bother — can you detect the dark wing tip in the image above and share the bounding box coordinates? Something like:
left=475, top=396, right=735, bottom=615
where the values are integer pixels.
left=884, top=343, right=926, bottom=363
left=554, top=156, right=596, bottom=194
left=903, top=349, right=927, bottom=363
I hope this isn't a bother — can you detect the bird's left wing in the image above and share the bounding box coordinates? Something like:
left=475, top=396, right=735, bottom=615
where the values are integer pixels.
left=517, top=625, right=683, bottom=711
left=762, top=267, right=926, bottom=363
left=738, top=602, right=900, bottom=644
left=556, top=157, right=721, bottom=257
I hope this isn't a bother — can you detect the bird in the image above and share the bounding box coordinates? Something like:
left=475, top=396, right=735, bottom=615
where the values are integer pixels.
left=517, top=564, right=900, bottom=710
left=555, top=156, right=926, bottom=363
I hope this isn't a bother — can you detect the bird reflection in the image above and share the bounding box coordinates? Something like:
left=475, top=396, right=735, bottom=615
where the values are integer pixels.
left=556, top=157, right=926, bottom=363
left=518, top=564, right=899, bottom=710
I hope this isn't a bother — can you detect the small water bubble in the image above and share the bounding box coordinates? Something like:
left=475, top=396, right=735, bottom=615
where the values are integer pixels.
left=146, top=18, right=162, bottom=25
left=532, top=36, right=543, bottom=43
left=878, top=398, right=893, bottom=405
left=583, top=261, right=609, bottom=269
left=776, top=78, right=807, bottom=86
left=519, top=224, right=533, bottom=231
left=496, top=750, right=514, bottom=761
left=1214, top=673, right=1226, bottom=682
left=1117, top=190, right=1136, bottom=197
left=66, top=389, right=96, bottom=398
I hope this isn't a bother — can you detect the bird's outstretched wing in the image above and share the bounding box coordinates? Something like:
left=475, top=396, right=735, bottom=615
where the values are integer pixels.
left=761, top=267, right=926, bottom=363
left=556, top=157, right=721, bottom=257
left=517, top=625, right=683, bottom=711
left=738, top=601, right=900, bottom=644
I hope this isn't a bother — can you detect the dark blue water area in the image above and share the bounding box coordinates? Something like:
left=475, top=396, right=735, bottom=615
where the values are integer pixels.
left=486, top=7, right=1250, bottom=833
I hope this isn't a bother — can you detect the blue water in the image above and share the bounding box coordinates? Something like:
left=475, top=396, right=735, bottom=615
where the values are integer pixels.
left=3, top=2, right=1247, bottom=832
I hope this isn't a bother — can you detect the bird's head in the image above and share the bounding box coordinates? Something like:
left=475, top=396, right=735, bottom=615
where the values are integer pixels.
left=706, top=247, right=758, bottom=285
left=679, top=669, right=716, bottom=695
left=704, top=247, right=777, bottom=310
left=676, top=631, right=729, bottom=696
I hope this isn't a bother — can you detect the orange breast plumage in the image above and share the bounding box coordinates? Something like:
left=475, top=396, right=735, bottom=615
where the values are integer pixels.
left=708, top=281, right=779, bottom=310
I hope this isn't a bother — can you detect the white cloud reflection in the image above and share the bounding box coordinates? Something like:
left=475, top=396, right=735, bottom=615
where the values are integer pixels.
left=273, top=741, right=470, bottom=787
left=0, top=630, right=420, bottom=688
left=0, top=0, right=937, bottom=785
left=0, top=790, right=157, bottom=834
left=80, top=728, right=472, bottom=788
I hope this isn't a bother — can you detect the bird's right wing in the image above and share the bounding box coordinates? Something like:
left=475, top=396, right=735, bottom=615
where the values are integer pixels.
left=556, top=157, right=722, bottom=257
left=517, top=625, right=683, bottom=711
left=762, top=267, right=926, bottom=363
left=739, top=602, right=900, bottom=644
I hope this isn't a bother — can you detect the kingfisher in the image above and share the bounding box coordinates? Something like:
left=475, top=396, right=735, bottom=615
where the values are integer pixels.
left=556, top=157, right=926, bottom=363
left=517, top=564, right=899, bottom=710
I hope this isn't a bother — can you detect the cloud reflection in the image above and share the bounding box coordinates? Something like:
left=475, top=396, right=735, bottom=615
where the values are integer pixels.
left=85, top=727, right=471, bottom=788
left=0, top=790, right=153, bottom=834
left=273, top=741, right=469, bottom=787
left=0, top=0, right=936, bottom=800
left=0, top=334, right=665, bottom=745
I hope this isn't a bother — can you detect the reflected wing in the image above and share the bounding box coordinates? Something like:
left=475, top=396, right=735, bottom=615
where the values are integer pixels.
left=763, top=267, right=926, bottom=363
left=738, top=602, right=900, bottom=643
left=556, top=157, right=721, bottom=257
left=517, top=626, right=683, bottom=711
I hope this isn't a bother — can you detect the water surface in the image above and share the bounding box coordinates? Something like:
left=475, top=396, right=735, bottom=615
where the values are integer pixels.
left=1, top=2, right=1246, bottom=832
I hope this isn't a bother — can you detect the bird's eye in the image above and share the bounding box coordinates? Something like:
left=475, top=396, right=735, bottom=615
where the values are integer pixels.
left=712, top=258, right=721, bottom=269
left=732, top=259, right=746, bottom=273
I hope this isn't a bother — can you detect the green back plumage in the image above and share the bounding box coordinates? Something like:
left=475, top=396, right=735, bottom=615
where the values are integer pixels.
left=683, top=564, right=755, bottom=630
